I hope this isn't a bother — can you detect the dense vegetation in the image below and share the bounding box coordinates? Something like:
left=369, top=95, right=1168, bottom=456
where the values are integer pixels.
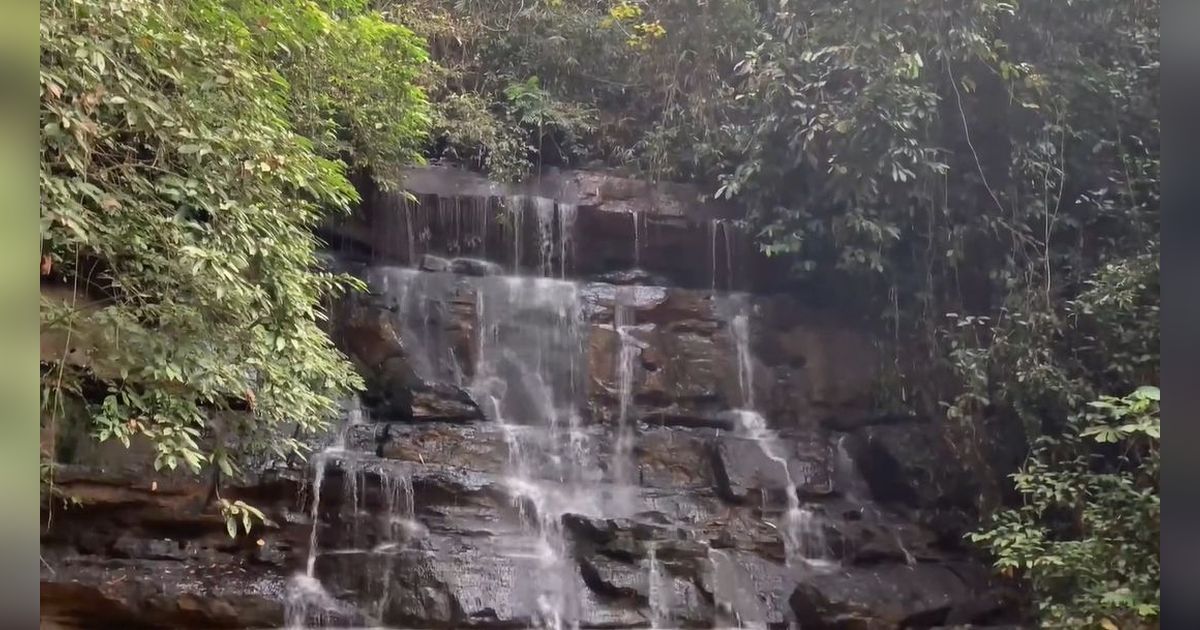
left=39, top=0, right=429, bottom=527
left=40, top=0, right=1157, bottom=624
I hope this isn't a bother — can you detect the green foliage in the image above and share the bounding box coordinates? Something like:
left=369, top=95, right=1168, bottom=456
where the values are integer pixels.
left=970, top=387, right=1159, bottom=627
left=218, top=498, right=277, bottom=538
left=40, top=0, right=429, bottom=484
left=431, top=92, right=529, bottom=182
left=226, top=0, right=431, bottom=186
left=388, top=0, right=756, bottom=181
left=500, top=77, right=596, bottom=166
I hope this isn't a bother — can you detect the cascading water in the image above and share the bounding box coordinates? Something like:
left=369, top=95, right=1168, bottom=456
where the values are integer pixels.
left=299, top=187, right=850, bottom=630
left=502, top=195, right=576, bottom=277
left=732, top=410, right=827, bottom=568
left=466, top=274, right=595, bottom=629
left=726, top=300, right=830, bottom=569
left=287, top=399, right=376, bottom=628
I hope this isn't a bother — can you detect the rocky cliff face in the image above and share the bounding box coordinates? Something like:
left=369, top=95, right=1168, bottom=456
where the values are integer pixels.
left=41, top=166, right=1023, bottom=629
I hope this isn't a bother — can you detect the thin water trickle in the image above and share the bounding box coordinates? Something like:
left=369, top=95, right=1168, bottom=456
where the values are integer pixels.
left=835, top=434, right=870, bottom=503
left=732, top=410, right=819, bottom=566
left=647, top=542, right=670, bottom=629
left=403, top=196, right=417, bottom=266
left=708, top=547, right=766, bottom=629
left=535, top=197, right=557, bottom=277
left=834, top=436, right=914, bottom=566
left=726, top=301, right=832, bottom=568
left=305, top=452, right=327, bottom=579
left=722, top=220, right=736, bottom=291
left=632, top=211, right=641, bottom=269
left=611, top=287, right=641, bottom=512
left=730, top=312, right=755, bottom=409
left=710, top=219, right=720, bottom=292
left=558, top=203, right=577, bottom=279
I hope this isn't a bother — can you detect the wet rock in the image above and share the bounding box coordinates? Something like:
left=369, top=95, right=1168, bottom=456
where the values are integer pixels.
left=451, top=257, right=504, bottom=276
left=635, top=428, right=714, bottom=489
left=638, top=407, right=734, bottom=431
left=563, top=515, right=660, bottom=561
left=332, top=280, right=483, bottom=423
left=788, top=563, right=993, bottom=629
left=823, top=412, right=922, bottom=432
left=112, top=535, right=190, bottom=561
left=700, top=549, right=797, bottom=627
left=409, top=383, right=483, bottom=423
left=365, top=423, right=510, bottom=475
left=315, top=527, right=650, bottom=629
left=631, top=487, right=724, bottom=529
left=592, top=269, right=673, bottom=286
left=832, top=517, right=940, bottom=567
left=420, top=254, right=452, bottom=272
left=41, top=557, right=289, bottom=629
left=579, top=550, right=713, bottom=628
left=579, top=556, right=642, bottom=601
left=711, top=434, right=834, bottom=505
left=694, top=507, right=789, bottom=562
left=842, top=420, right=978, bottom=513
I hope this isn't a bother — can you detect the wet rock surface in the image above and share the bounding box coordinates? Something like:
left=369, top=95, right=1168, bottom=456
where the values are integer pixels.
left=323, top=165, right=798, bottom=292
left=43, top=167, right=1021, bottom=629
left=44, top=415, right=1014, bottom=628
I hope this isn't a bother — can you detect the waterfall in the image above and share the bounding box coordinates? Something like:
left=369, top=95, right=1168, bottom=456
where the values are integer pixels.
left=298, top=190, right=853, bottom=629
left=465, top=275, right=593, bottom=629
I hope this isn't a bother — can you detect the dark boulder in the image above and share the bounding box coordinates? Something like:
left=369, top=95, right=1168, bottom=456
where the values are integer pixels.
left=788, top=563, right=997, bottom=629
left=841, top=420, right=977, bottom=513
